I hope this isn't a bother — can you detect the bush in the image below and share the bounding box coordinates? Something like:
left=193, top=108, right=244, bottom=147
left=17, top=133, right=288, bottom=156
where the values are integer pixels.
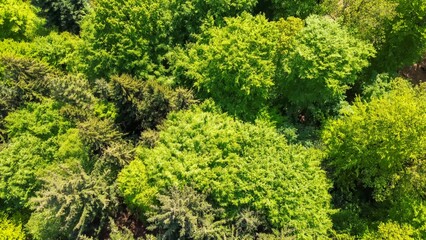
left=118, top=104, right=333, bottom=238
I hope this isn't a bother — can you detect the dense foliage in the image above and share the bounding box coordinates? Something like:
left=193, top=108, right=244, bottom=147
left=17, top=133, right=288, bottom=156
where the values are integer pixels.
left=173, top=13, right=286, bottom=120
left=323, top=79, right=426, bottom=237
left=118, top=105, right=333, bottom=238
left=279, top=15, right=375, bottom=121
left=0, top=0, right=45, bottom=41
left=0, top=0, right=425, bottom=239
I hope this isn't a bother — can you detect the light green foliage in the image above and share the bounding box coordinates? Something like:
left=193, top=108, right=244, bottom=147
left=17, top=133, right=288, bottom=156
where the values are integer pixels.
left=0, top=32, right=83, bottom=72
left=0, top=100, right=73, bottom=211
left=148, top=186, right=225, bottom=239
left=0, top=0, right=45, bottom=41
left=0, top=214, right=25, bottom=240
left=118, top=105, right=333, bottom=238
left=323, top=79, right=426, bottom=202
left=0, top=135, right=56, bottom=210
left=280, top=15, right=374, bottom=120
left=29, top=32, right=83, bottom=72
left=5, top=100, right=71, bottom=140
left=323, top=79, right=426, bottom=236
left=80, top=0, right=173, bottom=79
left=117, top=159, right=157, bottom=214
left=362, top=221, right=415, bottom=240
left=173, top=13, right=301, bottom=120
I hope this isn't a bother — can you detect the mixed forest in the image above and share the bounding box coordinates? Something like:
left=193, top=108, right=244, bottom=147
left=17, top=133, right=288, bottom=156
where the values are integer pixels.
left=0, top=0, right=426, bottom=239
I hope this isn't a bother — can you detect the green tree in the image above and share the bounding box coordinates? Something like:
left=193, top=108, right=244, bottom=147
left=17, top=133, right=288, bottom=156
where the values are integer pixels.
left=0, top=55, right=53, bottom=119
left=0, top=32, right=83, bottom=72
left=168, top=0, right=258, bottom=44
left=0, top=0, right=45, bottom=41
left=321, top=0, right=397, bottom=45
left=321, top=0, right=426, bottom=72
left=322, top=79, right=426, bottom=235
left=0, top=100, right=72, bottom=212
left=80, top=0, right=261, bottom=80
left=256, top=0, right=321, bottom=19
left=172, top=13, right=302, bottom=120
left=105, top=75, right=194, bottom=136
left=147, top=186, right=225, bottom=239
left=118, top=104, right=333, bottom=238
left=279, top=15, right=374, bottom=122
left=27, top=159, right=118, bottom=239
left=376, top=0, right=426, bottom=71
left=80, top=0, right=173, bottom=79
left=32, top=0, right=89, bottom=34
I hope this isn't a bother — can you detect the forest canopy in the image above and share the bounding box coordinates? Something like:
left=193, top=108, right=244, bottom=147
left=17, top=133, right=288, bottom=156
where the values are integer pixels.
left=0, top=0, right=425, bottom=239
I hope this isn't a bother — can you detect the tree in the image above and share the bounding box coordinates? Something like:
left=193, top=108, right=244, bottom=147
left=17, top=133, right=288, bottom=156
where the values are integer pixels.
left=0, top=100, right=73, bottom=212
left=321, top=0, right=397, bottom=45
left=118, top=104, right=333, bottom=238
left=32, top=0, right=89, bottom=34
left=0, top=32, right=84, bottom=72
left=80, top=0, right=173, bottom=80
left=168, top=0, right=258, bottom=44
left=80, top=0, right=262, bottom=80
left=0, top=0, right=45, bottom=41
left=105, top=75, right=194, bottom=136
left=147, top=186, right=225, bottom=239
left=375, top=0, right=426, bottom=72
left=321, top=0, right=426, bottom=72
left=256, top=0, right=321, bottom=19
left=322, top=79, right=426, bottom=235
left=0, top=55, right=53, bottom=118
left=278, top=15, right=374, bottom=122
left=27, top=159, right=119, bottom=239
left=172, top=13, right=303, bottom=120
